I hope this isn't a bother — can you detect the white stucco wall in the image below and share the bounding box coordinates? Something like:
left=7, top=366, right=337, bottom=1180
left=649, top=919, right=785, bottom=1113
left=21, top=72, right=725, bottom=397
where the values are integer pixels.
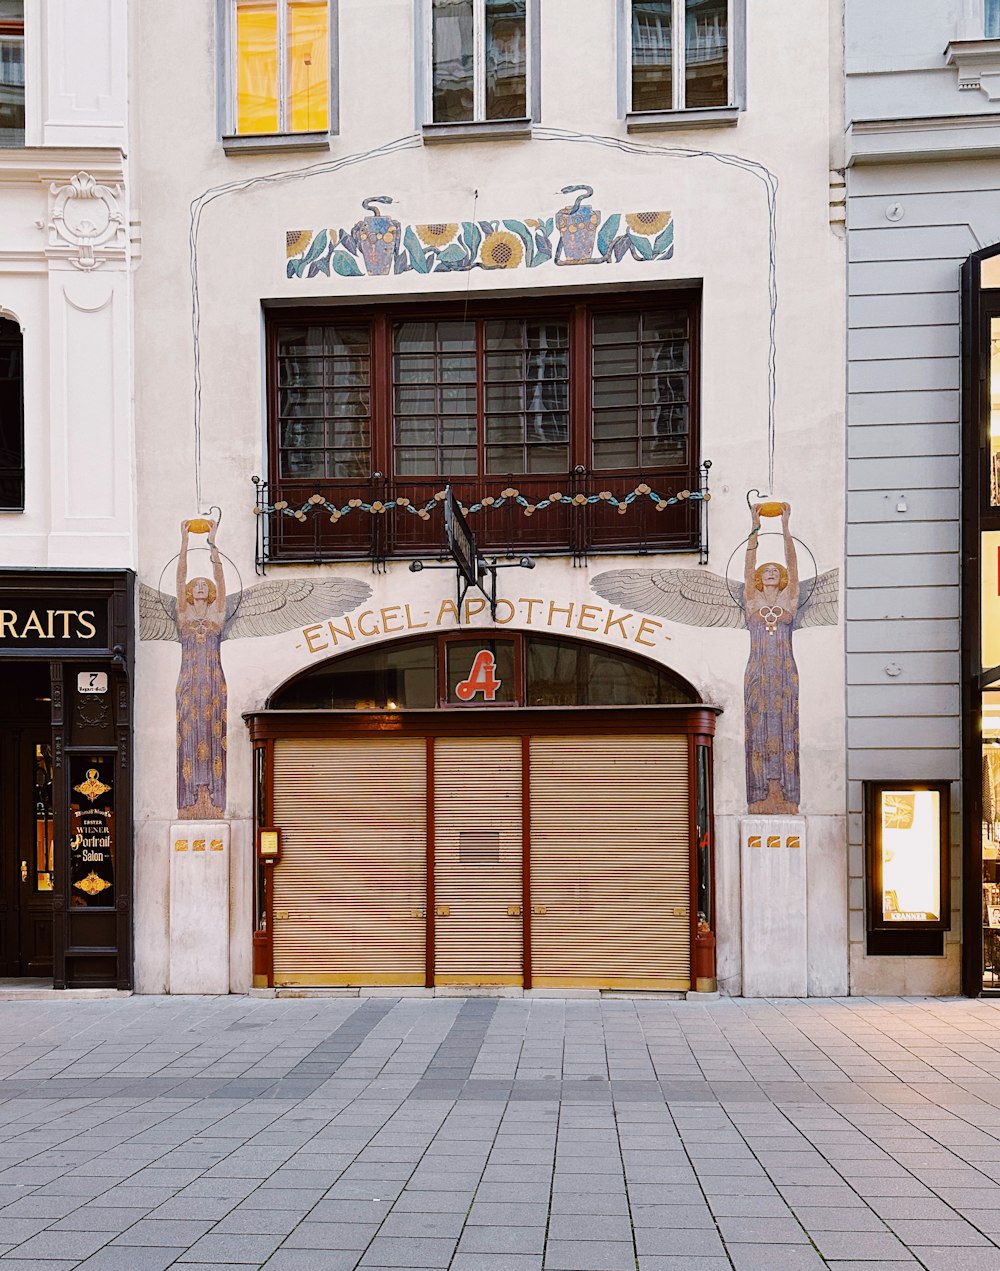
left=132, top=0, right=846, bottom=995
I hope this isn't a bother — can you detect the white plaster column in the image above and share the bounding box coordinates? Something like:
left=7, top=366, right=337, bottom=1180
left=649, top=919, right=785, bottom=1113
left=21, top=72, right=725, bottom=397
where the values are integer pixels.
left=169, top=822, right=231, bottom=994
left=740, top=815, right=808, bottom=997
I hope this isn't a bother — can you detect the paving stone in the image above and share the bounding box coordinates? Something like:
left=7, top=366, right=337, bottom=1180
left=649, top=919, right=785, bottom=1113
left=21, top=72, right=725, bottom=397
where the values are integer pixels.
left=544, top=1239, right=637, bottom=1270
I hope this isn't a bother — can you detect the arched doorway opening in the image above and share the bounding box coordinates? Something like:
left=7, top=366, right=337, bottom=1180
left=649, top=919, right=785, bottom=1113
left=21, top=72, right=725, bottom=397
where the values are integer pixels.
left=247, top=631, right=719, bottom=992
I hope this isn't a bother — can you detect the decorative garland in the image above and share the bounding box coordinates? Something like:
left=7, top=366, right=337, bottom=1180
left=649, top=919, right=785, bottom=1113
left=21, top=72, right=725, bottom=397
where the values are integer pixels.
left=255, top=484, right=711, bottom=525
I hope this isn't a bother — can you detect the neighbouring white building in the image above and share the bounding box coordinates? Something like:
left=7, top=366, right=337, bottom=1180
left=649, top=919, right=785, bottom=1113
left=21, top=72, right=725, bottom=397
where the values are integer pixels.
left=0, top=1, right=135, bottom=988
left=127, top=0, right=849, bottom=998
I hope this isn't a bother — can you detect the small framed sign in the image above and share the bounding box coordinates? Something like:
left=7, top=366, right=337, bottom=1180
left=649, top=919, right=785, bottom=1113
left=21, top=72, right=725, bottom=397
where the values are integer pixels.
left=258, top=829, right=281, bottom=862
left=77, top=671, right=108, bottom=696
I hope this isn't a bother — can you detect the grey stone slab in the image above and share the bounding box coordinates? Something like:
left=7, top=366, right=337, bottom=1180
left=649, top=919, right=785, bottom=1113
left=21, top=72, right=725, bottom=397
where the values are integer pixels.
left=634, top=1228, right=727, bottom=1257
left=543, top=1240, right=637, bottom=1271
left=726, top=1246, right=827, bottom=1271
left=450, top=1257, right=542, bottom=1271
left=377, top=1213, right=465, bottom=1238
left=358, top=1236, right=457, bottom=1268
left=9, top=1230, right=112, bottom=1259
left=457, top=1225, right=545, bottom=1254
left=247, top=1254, right=358, bottom=1271
left=73, top=1250, right=187, bottom=1271
left=177, top=1233, right=285, bottom=1262
left=280, top=1221, right=379, bottom=1249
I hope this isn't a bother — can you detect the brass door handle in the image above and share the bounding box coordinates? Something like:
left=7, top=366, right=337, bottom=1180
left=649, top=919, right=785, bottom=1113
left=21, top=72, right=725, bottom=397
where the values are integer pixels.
left=20, top=862, right=27, bottom=883
left=507, top=905, right=522, bottom=917
left=532, top=905, right=547, bottom=915
left=436, top=905, right=450, bottom=917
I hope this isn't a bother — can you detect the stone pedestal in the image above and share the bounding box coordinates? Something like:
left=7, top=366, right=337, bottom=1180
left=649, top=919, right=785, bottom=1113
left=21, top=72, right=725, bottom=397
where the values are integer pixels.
left=168, top=822, right=230, bottom=994
left=740, top=816, right=807, bottom=998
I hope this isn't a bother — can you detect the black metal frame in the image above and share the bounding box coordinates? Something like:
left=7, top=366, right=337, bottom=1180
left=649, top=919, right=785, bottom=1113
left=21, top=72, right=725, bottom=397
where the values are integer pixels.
left=864, top=779, right=951, bottom=943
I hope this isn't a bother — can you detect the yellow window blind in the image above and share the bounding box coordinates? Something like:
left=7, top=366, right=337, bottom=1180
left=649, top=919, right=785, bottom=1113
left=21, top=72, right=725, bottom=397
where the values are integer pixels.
left=235, top=0, right=329, bottom=135
left=288, top=1, right=329, bottom=133
left=236, top=2, right=279, bottom=134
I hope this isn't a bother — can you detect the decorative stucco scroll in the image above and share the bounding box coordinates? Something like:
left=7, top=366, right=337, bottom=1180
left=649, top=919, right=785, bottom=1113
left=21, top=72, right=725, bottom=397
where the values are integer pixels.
left=44, top=172, right=126, bottom=271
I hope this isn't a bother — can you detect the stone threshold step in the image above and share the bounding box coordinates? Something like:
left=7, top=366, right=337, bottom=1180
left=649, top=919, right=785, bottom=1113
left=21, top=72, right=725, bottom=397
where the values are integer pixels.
left=253, top=987, right=693, bottom=1001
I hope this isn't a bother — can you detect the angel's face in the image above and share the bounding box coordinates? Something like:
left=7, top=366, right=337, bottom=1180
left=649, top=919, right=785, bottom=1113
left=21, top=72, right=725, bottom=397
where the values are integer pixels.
left=761, top=564, right=782, bottom=589
left=191, top=578, right=211, bottom=602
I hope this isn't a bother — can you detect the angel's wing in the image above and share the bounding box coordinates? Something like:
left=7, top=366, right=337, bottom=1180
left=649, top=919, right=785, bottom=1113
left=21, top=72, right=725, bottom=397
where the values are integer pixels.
left=795, top=568, right=839, bottom=629
left=590, top=569, right=746, bottom=630
left=224, top=577, right=373, bottom=640
left=138, top=582, right=179, bottom=642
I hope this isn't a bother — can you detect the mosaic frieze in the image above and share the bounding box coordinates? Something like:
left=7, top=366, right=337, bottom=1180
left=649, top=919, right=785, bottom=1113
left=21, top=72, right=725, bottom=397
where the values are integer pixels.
left=286, top=188, right=674, bottom=280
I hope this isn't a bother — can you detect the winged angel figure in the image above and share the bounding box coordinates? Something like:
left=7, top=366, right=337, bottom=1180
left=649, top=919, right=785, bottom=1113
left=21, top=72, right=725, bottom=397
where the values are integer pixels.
left=592, top=503, right=838, bottom=816
left=139, top=519, right=371, bottom=820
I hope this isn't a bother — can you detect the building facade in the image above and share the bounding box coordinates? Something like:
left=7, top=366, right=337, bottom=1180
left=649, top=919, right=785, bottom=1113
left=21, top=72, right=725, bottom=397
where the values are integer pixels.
left=127, top=0, right=848, bottom=996
left=0, top=1, right=135, bottom=988
left=845, top=0, right=1000, bottom=996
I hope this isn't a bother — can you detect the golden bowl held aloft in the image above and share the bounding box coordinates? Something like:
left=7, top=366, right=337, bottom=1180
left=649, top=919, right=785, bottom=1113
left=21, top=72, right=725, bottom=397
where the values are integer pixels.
left=757, top=501, right=785, bottom=517
left=188, top=518, right=213, bottom=533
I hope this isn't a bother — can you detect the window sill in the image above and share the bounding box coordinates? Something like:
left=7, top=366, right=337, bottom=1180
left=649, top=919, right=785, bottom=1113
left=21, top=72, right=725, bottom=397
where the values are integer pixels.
left=222, top=132, right=332, bottom=156
left=626, top=106, right=741, bottom=133
left=421, top=118, right=533, bottom=145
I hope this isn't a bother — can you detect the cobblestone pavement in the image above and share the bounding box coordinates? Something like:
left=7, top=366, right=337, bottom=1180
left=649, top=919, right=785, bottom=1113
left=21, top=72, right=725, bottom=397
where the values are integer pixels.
left=4, top=998, right=1000, bottom=1268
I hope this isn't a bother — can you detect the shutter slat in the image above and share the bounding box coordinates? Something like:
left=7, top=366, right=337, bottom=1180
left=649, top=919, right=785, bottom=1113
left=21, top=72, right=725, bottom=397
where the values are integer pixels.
left=434, top=736, right=523, bottom=986
left=529, top=735, right=691, bottom=991
left=272, top=737, right=426, bottom=986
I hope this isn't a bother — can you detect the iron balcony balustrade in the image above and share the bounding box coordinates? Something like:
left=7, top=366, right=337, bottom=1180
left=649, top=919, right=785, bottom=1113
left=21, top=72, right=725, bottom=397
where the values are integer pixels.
left=253, top=462, right=711, bottom=574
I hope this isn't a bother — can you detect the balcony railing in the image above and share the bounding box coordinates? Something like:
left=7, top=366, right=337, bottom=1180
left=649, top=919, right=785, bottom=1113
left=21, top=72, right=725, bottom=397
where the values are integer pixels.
left=253, top=462, right=711, bottom=572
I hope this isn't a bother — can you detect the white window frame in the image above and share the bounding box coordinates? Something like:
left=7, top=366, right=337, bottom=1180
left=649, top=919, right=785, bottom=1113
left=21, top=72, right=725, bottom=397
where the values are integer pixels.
left=218, top=0, right=338, bottom=153
left=618, top=0, right=745, bottom=130
left=418, top=0, right=540, bottom=138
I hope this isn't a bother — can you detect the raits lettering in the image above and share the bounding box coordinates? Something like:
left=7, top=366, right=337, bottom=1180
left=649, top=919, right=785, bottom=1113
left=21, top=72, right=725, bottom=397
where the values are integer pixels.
left=0, top=605, right=103, bottom=644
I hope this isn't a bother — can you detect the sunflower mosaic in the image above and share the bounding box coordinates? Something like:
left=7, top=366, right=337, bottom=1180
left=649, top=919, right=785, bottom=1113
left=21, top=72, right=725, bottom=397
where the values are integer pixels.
left=287, top=188, right=674, bottom=279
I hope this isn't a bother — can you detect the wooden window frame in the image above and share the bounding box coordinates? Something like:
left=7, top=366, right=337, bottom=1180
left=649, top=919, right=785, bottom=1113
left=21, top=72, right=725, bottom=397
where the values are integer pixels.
left=264, top=289, right=702, bottom=559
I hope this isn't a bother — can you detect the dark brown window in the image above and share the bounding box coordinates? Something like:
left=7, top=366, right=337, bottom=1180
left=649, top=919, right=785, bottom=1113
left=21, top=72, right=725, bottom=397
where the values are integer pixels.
left=264, top=292, right=701, bottom=559
left=0, top=317, right=24, bottom=511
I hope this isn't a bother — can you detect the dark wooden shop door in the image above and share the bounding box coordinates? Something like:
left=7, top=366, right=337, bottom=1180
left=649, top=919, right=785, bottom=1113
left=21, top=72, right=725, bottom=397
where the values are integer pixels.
left=0, top=665, right=53, bottom=978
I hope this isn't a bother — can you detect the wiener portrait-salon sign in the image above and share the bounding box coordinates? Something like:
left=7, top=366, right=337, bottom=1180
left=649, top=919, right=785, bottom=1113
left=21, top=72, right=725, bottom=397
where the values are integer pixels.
left=0, top=599, right=109, bottom=649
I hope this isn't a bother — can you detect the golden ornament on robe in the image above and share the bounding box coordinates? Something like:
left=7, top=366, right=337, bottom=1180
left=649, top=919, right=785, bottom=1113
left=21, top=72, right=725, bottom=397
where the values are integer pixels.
left=74, top=769, right=111, bottom=802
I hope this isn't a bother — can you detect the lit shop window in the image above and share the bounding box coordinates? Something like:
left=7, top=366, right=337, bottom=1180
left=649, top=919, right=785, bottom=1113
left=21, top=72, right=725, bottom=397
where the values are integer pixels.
left=866, top=782, right=949, bottom=937
left=0, top=1, right=23, bottom=147
left=630, top=0, right=730, bottom=112
left=428, top=0, right=534, bottom=124
left=231, top=0, right=330, bottom=135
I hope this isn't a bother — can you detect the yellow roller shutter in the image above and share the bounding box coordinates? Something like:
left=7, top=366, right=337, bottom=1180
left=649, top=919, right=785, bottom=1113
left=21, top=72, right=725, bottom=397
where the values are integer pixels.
left=272, top=737, right=427, bottom=987
left=433, top=736, right=523, bottom=986
left=529, top=734, right=690, bottom=990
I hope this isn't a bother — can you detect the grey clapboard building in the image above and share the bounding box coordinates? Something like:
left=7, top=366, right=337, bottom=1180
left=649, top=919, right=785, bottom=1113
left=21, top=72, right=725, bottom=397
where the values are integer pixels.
left=845, top=0, right=1000, bottom=994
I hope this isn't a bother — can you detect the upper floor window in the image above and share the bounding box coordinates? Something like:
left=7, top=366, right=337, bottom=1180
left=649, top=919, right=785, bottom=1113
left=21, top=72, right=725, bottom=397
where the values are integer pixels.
left=988, top=0, right=1000, bottom=38
left=226, top=0, right=332, bottom=140
left=631, top=0, right=729, bottom=112
left=0, top=1, right=24, bottom=147
left=0, top=318, right=24, bottom=510
left=425, top=0, right=536, bottom=127
left=261, top=293, right=701, bottom=560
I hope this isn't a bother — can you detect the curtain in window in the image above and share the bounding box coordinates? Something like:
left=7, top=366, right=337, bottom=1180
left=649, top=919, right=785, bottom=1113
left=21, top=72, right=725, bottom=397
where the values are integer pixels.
left=237, top=1, right=280, bottom=133
left=288, top=1, right=329, bottom=132
left=988, top=0, right=1000, bottom=38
